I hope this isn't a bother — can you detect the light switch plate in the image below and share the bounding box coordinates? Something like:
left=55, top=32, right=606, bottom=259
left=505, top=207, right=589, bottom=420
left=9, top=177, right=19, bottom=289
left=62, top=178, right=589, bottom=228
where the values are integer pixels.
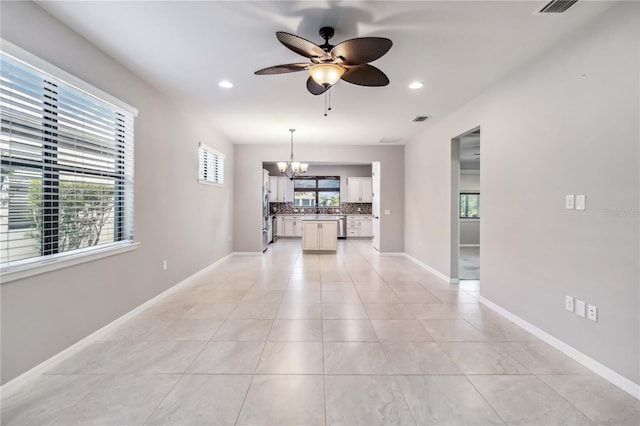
left=565, top=296, right=574, bottom=312
left=565, top=195, right=575, bottom=209
left=575, top=195, right=586, bottom=211
left=384, top=209, right=391, bottom=216
left=576, top=300, right=586, bottom=317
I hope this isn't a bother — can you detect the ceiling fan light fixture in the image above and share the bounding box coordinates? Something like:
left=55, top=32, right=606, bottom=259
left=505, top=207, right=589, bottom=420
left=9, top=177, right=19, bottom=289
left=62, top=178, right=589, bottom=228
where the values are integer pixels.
left=309, top=63, right=345, bottom=87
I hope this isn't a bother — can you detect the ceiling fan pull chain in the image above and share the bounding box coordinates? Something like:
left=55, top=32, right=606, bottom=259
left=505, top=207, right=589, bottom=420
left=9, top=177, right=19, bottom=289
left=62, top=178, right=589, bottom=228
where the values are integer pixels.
left=328, top=89, right=332, bottom=112
left=324, top=91, right=328, bottom=117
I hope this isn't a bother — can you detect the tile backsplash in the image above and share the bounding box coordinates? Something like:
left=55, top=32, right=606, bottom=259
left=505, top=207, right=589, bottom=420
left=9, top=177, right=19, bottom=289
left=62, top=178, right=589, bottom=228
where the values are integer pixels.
left=269, top=202, right=372, bottom=215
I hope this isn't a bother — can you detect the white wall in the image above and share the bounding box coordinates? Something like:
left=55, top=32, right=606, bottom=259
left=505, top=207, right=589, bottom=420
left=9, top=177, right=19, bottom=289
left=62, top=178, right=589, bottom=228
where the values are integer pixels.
left=460, top=170, right=480, bottom=192
left=405, top=3, right=639, bottom=384
left=237, top=145, right=403, bottom=252
left=0, top=1, right=234, bottom=384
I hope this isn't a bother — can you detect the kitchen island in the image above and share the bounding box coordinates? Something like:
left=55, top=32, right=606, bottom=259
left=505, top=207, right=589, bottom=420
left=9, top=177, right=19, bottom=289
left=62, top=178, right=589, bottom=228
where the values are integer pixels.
left=302, top=216, right=338, bottom=251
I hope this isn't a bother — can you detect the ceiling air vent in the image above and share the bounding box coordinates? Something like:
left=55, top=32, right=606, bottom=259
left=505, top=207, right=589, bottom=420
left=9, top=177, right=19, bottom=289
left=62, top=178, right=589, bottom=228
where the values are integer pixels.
left=412, top=115, right=431, bottom=122
left=536, top=0, right=578, bottom=14
left=379, top=138, right=401, bottom=144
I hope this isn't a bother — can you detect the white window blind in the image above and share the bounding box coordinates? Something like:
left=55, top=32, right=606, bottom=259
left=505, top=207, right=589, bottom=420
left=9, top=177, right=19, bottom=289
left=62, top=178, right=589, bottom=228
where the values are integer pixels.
left=0, top=51, right=135, bottom=270
left=198, top=142, right=224, bottom=186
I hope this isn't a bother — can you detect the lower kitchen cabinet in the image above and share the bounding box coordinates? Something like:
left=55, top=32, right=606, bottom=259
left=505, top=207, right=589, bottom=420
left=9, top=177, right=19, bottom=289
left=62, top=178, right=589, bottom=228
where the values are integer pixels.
left=347, top=216, right=373, bottom=238
left=282, top=217, right=303, bottom=237
left=276, top=216, right=284, bottom=237
left=359, top=217, right=372, bottom=237
left=302, top=221, right=337, bottom=251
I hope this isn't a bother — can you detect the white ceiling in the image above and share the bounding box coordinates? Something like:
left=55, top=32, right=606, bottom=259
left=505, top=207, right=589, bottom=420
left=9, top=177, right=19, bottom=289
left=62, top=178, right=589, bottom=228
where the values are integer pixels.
left=35, top=1, right=614, bottom=146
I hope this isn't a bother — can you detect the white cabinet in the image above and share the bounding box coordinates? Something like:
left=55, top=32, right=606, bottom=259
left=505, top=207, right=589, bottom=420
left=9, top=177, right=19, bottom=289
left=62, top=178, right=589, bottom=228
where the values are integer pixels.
left=347, top=215, right=373, bottom=238
left=359, top=217, right=372, bottom=237
left=302, top=221, right=337, bottom=251
left=269, top=177, right=293, bottom=202
left=268, top=176, right=278, bottom=202
left=348, top=177, right=372, bottom=203
left=282, top=216, right=303, bottom=237
left=275, top=217, right=283, bottom=237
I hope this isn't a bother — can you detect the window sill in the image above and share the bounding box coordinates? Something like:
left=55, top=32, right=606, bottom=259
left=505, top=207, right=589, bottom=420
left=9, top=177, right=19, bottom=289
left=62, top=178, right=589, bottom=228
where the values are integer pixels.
left=0, top=242, right=140, bottom=284
left=460, top=218, right=480, bottom=221
left=198, top=179, right=224, bottom=187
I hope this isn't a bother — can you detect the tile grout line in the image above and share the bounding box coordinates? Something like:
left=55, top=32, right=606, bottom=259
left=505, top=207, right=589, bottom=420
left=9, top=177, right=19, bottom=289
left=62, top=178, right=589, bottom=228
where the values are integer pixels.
left=532, top=372, right=602, bottom=424
left=232, top=243, right=302, bottom=426
left=462, top=374, right=509, bottom=426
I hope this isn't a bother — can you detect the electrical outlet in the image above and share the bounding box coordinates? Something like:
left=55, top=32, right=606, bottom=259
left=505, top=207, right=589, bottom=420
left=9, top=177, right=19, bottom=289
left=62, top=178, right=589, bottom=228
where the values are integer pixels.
left=587, top=304, right=597, bottom=322
left=565, top=195, right=575, bottom=209
left=384, top=209, right=391, bottom=216
left=575, top=195, right=586, bottom=211
left=575, top=299, right=586, bottom=317
left=565, top=296, right=574, bottom=312
left=162, top=260, right=168, bottom=271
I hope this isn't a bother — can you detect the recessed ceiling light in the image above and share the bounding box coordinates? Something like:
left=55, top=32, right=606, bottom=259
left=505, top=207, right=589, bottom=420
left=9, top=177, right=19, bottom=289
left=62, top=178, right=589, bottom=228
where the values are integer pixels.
left=219, top=81, right=233, bottom=88
left=409, top=82, right=424, bottom=89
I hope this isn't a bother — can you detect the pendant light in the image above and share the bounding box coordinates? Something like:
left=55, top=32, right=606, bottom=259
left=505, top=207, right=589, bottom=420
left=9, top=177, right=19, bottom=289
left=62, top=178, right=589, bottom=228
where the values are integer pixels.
left=277, top=129, right=308, bottom=180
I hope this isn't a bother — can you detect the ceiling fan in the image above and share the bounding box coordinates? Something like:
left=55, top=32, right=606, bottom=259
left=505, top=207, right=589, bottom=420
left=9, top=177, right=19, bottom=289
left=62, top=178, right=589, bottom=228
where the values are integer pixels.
left=255, top=27, right=392, bottom=95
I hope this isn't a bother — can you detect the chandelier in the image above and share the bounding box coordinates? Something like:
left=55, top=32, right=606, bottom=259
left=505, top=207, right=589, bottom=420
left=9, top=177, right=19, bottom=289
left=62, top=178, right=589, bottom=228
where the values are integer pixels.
left=277, top=129, right=308, bottom=180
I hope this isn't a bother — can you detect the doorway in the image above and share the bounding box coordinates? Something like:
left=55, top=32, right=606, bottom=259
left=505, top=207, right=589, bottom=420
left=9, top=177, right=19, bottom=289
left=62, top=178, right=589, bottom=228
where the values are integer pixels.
left=451, top=128, right=480, bottom=284
left=371, top=162, right=381, bottom=251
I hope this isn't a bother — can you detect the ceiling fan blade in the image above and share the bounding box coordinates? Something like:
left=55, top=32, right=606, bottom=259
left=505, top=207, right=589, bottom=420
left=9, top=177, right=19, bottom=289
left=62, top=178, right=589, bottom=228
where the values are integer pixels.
left=306, top=76, right=330, bottom=95
left=276, top=32, right=327, bottom=59
left=255, top=63, right=309, bottom=75
left=341, top=64, right=389, bottom=87
left=330, top=37, right=392, bottom=65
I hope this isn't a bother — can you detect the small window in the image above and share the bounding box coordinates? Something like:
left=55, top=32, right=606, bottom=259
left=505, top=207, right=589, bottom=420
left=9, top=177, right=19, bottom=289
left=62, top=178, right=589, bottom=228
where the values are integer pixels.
left=460, top=193, right=480, bottom=218
left=293, top=176, right=340, bottom=207
left=198, top=143, right=224, bottom=186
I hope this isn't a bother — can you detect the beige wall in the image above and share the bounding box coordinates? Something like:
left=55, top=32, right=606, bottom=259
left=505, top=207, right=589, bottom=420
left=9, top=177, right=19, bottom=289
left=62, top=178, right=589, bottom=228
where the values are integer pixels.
left=237, top=145, right=404, bottom=252
left=0, top=1, right=234, bottom=384
left=405, top=3, right=639, bottom=383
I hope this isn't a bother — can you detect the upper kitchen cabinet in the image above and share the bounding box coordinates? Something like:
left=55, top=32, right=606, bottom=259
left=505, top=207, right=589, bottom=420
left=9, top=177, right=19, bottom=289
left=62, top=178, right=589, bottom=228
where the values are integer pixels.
left=269, top=176, right=293, bottom=202
left=347, top=177, right=373, bottom=203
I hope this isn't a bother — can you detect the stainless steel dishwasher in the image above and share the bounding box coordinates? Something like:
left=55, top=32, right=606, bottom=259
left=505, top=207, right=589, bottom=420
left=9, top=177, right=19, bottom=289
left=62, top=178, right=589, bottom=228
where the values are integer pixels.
left=337, top=215, right=346, bottom=239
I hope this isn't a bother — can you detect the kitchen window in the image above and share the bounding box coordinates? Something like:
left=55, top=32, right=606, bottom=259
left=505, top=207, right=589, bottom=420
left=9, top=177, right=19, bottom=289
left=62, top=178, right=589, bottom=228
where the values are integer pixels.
left=0, top=45, right=137, bottom=277
left=294, top=176, right=340, bottom=207
left=460, top=193, right=480, bottom=218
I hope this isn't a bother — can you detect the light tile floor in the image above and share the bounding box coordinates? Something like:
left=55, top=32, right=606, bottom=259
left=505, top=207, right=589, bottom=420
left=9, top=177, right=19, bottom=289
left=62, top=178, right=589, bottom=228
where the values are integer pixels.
left=2, top=239, right=638, bottom=426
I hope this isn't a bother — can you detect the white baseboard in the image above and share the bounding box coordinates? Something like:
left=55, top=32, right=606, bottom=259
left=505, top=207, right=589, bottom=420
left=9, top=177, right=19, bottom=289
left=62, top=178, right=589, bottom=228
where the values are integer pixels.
left=460, top=244, right=480, bottom=247
left=232, top=252, right=262, bottom=256
left=403, top=253, right=457, bottom=284
left=379, top=252, right=405, bottom=257
left=0, top=252, right=234, bottom=397
left=479, top=296, right=640, bottom=400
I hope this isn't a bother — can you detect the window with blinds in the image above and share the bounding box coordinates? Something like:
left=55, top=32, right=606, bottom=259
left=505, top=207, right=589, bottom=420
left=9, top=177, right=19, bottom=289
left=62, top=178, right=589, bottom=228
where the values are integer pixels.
left=0, top=51, right=135, bottom=270
left=198, top=142, right=224, bottom=186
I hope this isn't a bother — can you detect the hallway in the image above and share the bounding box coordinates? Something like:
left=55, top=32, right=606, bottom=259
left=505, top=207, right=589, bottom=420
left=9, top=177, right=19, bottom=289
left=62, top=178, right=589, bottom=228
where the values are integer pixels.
left=2, top=240, right=638, bottom=425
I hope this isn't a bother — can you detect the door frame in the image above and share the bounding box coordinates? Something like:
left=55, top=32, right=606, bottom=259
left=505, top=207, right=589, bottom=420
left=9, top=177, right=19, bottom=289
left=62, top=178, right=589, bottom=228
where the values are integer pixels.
left=450, top=126, right=480, bottom=282
left=371, top=161, right=381, bottom=251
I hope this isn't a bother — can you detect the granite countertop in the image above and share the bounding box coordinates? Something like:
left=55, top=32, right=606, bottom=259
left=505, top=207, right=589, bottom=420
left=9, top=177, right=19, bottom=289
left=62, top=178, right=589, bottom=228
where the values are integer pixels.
left=301, top=215, right=340, bottom=220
